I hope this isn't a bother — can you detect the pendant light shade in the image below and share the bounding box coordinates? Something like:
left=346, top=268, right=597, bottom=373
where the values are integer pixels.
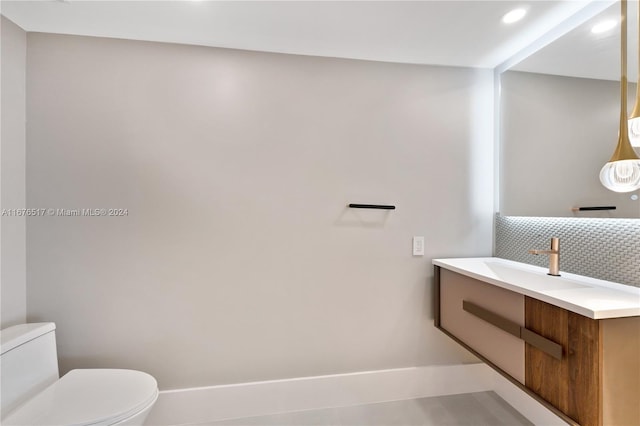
left=600, top=159, right=640, bottom=191
left=600, top=0, right=640, bottom=192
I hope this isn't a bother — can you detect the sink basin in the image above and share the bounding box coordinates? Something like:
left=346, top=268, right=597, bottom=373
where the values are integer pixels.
left=485, top=262, right=589, bottom=292
left=433, top=257, right=640, bottom=319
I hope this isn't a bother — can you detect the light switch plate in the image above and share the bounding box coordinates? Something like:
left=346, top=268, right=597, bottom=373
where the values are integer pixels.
left=413, top=236, right=425, bottom=256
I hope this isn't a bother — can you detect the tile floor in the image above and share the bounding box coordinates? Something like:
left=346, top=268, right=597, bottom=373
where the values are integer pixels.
left=200, top=391, right=533, bottom=425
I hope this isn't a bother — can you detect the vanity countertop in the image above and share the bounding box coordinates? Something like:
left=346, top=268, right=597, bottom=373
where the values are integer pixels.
left=433, top=257, right=640, bottom=319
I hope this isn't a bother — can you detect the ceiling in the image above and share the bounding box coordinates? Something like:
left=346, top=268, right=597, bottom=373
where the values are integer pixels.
left=1, top=0, right=596, bottom=70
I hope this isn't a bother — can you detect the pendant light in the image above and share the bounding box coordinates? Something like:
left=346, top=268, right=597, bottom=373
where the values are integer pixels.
left=629, top=0, right=640, bottom=148
left=599, top=0, right=640, bottom=193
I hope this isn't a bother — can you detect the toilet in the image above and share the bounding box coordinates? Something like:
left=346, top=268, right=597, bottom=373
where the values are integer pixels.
left=0, top=323, right=158, bottom=425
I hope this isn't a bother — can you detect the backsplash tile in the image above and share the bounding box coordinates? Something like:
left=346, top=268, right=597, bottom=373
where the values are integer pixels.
left=495, top=214, right=640, bottom=287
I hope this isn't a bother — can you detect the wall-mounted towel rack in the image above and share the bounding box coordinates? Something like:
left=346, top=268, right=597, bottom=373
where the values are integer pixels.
left=348, top=204, right=395, bottom=210
left=571, top=206, right=616, bottom=211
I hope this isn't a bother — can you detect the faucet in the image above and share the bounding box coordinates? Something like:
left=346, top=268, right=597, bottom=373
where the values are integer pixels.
left=528, top=237, right=560, bottom=276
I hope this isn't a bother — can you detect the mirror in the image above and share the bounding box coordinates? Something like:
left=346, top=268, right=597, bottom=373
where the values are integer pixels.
left=499, top=1, right=640, bottom=218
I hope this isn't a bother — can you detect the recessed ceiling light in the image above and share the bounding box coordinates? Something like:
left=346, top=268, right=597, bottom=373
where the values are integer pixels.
left=591, top=19, right=618, bottom=34
left=502, top=8, right=527, bottom=24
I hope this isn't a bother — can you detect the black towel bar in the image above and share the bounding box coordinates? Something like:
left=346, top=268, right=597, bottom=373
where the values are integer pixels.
left=348, top=204, right=396, bottom=210
left=571, top=206, right=616, bottom=211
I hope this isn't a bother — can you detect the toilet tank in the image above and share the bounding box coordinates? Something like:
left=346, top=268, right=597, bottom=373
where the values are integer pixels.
left=0, top=323, right=60, bottom=417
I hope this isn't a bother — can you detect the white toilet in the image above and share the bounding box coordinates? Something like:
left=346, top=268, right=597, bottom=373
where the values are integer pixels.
left=0, top=323, right=158, bottom=425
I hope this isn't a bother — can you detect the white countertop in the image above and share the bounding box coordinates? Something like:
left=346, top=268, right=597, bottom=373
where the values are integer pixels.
left=433, top=257, right=640, bottom=319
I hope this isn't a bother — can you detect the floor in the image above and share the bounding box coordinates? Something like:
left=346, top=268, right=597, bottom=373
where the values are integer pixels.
left=199, top=391, right=534, bottom=426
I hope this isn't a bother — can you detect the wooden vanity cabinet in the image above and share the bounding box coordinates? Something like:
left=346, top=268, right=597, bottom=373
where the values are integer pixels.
left=435, top=267, right=640, bottom=426
left=525, top=297, right=640, bottom=426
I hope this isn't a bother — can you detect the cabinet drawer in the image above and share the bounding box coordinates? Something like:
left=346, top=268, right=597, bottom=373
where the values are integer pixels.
left=439, top=269, right=525, bottom=383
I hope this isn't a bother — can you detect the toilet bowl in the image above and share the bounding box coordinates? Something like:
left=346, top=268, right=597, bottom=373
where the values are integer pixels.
left=0, top=323, right=158, bottom=425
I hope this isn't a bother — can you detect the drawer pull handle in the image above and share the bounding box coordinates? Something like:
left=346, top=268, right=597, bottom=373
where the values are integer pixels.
left=462, top=301, right=563, bottom=361
left=520, top=327, right=563, bottom=360
left=462, top=300, right=520, bottom=337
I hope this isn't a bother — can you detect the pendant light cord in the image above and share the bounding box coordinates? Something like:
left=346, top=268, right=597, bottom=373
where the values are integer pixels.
left=621, top=0, right=628, bottom=128
left=612, top=0, right=639, bottom=162
left=633, top=0, right=640, bottom=118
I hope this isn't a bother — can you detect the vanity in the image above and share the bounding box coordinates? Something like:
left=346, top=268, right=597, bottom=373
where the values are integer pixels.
left=433, top=257, right=640, bottom=426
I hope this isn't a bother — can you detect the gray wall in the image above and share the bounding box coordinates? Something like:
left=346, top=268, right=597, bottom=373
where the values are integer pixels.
left=26, top=34, right=494, bottom=390
left=500, top=71, right=640, bottom=218
left=1, top=16, right=27, bottom=328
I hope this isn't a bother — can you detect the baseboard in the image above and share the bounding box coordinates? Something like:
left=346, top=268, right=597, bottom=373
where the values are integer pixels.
left=490, top=371, right=569, bottom=426
left=145, top=363, right=568, bottom=425
left=145, top=364, right=494, bottom=425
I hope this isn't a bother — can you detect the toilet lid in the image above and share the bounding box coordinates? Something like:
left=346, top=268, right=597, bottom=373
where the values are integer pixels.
left=3, top=369, right=158, bottom=426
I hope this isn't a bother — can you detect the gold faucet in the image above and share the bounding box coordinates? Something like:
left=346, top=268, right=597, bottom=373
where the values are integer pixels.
left=528, top=237, right=560, bottom=276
